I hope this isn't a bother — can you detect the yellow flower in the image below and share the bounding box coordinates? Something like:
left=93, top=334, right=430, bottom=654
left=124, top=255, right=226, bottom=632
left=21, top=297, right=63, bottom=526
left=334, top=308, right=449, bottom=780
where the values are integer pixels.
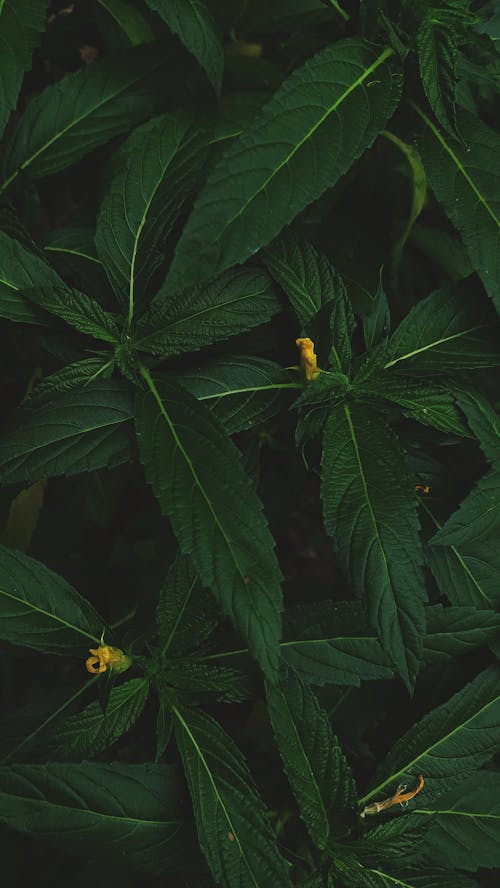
left=296, top=337, right=319, bottom=382
left=85, top=644, right=132, bottom=675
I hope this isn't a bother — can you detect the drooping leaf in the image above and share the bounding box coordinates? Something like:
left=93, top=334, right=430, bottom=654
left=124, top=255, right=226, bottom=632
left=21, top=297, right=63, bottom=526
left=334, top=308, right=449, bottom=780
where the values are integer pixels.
left=0, top=544, right=104, bottom=654
left=0, top=44, right=168, bottom=188
left=416, top=105, right=500, bottom=312
left=416, top=771, right=500, bottom=871
left=423, top=604, right=500, bottom=662
left=417, top=16, right=458, bottom=138
left=0, top=761, right=201, bottom=874
left=163, top=39, right=401, bottom=293
left=361, top=664, right=500, bottom=805
left=95, top=111, right=210, bottom=315
left=44, top=678, right=149, bottom=760
left=135, top=267, right=281, bottom=358
left=384, top=283, right=500, bottom=374
left=145, top=0, right=224, bottom=94
left=266, top=664, right=357, bottom=848
left=25, top=286, right=123, bottom=342
left=0, top=0, right=47, bottom=140
left=0, top=230, right=65, bottom=324
left=170, top=355, right=297, bottom=434
left=156, top=552, right=219, bottom=657
left=0, top=380, right=135, bottom=484
left=321, top=402, right=426, bottom=689
left=431, top=469, right=500, bottom=548
left=136, top=374, right=283, bottom=679
left=173, top=705, right=293, bottom=887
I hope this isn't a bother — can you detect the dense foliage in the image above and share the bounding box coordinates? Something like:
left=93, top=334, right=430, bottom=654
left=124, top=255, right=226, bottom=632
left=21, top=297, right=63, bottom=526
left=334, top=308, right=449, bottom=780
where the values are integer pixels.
left=1, top=1, right=500, bottom=886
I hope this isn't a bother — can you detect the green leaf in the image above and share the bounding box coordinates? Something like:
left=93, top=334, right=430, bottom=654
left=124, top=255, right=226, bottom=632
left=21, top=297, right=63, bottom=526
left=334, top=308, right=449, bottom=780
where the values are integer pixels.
left=266, top=664, right=357, bottom=848
left=0, top=761, right=200, bottom=874
left=424, top=604, right=500, bottom=662
left=417, top=17, right=458, bottom=138
left=95, top=0, right=155, bottom=46
left=354, top=374, right=470, bottom=437
left=0, top=231, right=65, bottom=324
left=416, top=771, right=500, bottom=871
left=164, top=661, right=252, bottom=702
left=95, top=111, right=210, bottom=319
left=164, top=39, right=401, bottom=293
left=26, top=359, right=115, bottom=407
left=451, top=382, right=500, bottom=465
left=382, top=131, right=427, bottom=263
left=173, top=704, right=293, bottom=887
left=0, top=0, right=47, bottom=140
left=321, top=403, right=426, bottom=690
left=44, top=678, right=149, bottom=760
left=0, top=544, right=104, bottom=654
left=136, top=373, right=283, bottom=679
left=213, top=91, right=268, bottom=145
left=384, top=283, right=500, bottom=374
left=145, top=0, right=224, bottom=94
left=156, top=552, right=219, bottom=657
left=415, top=105, right=500, bottom=312
left=282, top=601, right=393, bottom=686
left=347, top=814, right=430, bottom=865
left=135, top=267, right=281, bottom=358
left=361, top=664, right=500, bottom=805
left=431, top=469, right=500, bottom=548
left=25, top=286, right=123, bottom=342
left=363, top=268, right=390, bottom=350
left=0, top=380, right=135, bottom=484
left=0, top=45, right=168, bottom=188
left=170, top=355, right=298, bottom=434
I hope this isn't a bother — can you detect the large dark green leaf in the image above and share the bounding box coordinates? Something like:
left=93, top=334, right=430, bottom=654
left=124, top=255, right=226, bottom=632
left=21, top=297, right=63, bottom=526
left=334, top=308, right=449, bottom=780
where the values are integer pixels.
left=26, top=359, right=115, bottom=407
left=163, top=39, right=401, bottom=293
left=0, top=545, right=104, bottom=654
left=0, top=231, right=65, bottom=324
left=44, top=678, right=149, bottom=760
left=156, top=552, right=219, bottom=657
left=0, top=0, right=47, bottom=140
left=0, top=762, right=200, bottom=874
left=416, top=772, right=500, bottom=871
left=452, top=382, right=500, bottom=465
left=266, top=664, right=357, bottom=849
left=170, top=355, right=297, bottom=434
left=25, top=286, right=123, bottom=342
left=431, top=469, right=500, bottom=548
left=0, top=45, right=168, bottom=188
left=0, top=380, right=135, bottom=484
left=361, top=665, right=500, bottom=806
left=135, top=268, right=281, bottom=358
left=417, top=15, right=458, bottom=138
left=424, top=604, right=500, bottom=662
left=95, top=111, right=209, bottom=317
left=145, top=0, right=223, bottom=94
left=384, top=283, right=500, bottom=374
left=354, top=374, right=469, bottom=437
left=416, top=105, right=500, bottom=312
left=321, top=403, right=426, bottom=690
left=173, top=705, right=293, bottom=887
left=136, top=374, right=283, bottom=679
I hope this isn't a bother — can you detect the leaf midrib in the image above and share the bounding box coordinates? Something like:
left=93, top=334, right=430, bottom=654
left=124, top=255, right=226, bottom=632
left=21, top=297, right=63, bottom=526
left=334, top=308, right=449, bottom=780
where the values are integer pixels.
left=0, top=586, right=99, bottom=642
left=384, top=323, right=489, bottom=369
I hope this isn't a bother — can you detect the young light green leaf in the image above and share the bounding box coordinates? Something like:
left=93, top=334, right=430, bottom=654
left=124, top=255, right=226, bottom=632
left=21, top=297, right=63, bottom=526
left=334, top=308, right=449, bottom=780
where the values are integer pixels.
left=44, top=678, right=149, bottom=760
left=0, top=231, right=65, bottom=324
left=383, top=131, right=427, bottom=263
left=0, top=762, right=201, bottom=874
left=384, top=283, right=500, bottom=374
left=0, top=0, right=47, bottom=140
left=157, top=552, right=219, bottom=657
left=145, top=0, right=223, bottom=94
left=266, top=664, right=357, bottom=849
left=431, top=469, right=500, bottom=548
left=25, top=286, right=123, bottom=342
left=0, top=544, right=104, bottom=654
left=0, top=380, right=135, bottom=484
left=163, top=39, right=401, bottom=294
left=136, top=374, right=283, bottom=679
left=135, top=268, right=281, bottom=358
left=415, top=105, right=500, bottom=312
left=424, top=604, right=500, bottom=662
left=321, top=403, right=426, bottom=690
left=361, top=664, right=500, bottom=805
left=169, top=355, right=297, bottom=434
left=95, top=111, right=210, bottom=319
left=0, top=45, right=168, bottom=188
left=416, top=771, right=500, bottom=871
left=173, top=705, right=293, bottom=887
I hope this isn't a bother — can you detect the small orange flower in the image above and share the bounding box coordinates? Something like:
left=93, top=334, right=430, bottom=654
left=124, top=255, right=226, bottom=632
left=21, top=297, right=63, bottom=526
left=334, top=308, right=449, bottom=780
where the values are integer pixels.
left=85, top=644, right=132, bottom=675
left=296, top=337, right=319, bottom=382
left=415, top=484, right=431, bottom=494
left=360, top=775, right=424, bottom=818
